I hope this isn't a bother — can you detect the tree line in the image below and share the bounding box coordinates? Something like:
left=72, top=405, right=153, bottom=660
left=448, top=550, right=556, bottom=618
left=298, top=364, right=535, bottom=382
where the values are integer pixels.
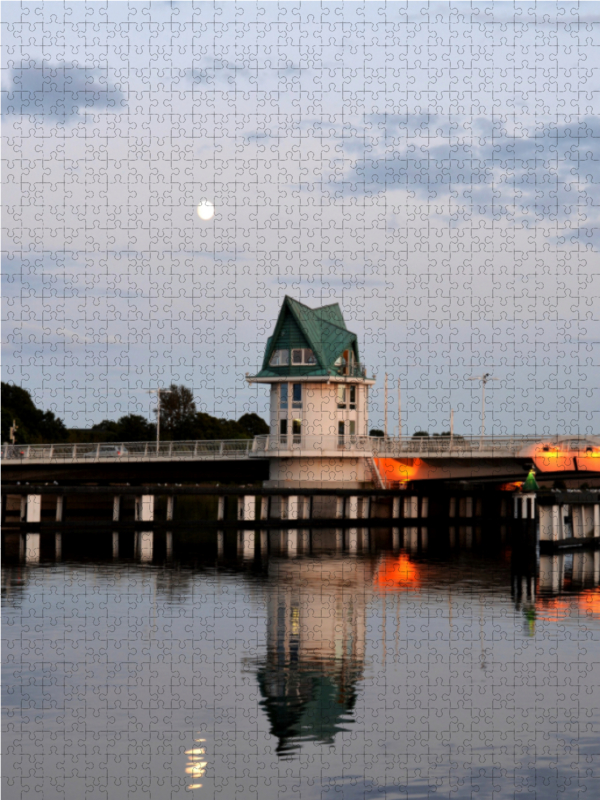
left=1, top=382, right=268, bottom=445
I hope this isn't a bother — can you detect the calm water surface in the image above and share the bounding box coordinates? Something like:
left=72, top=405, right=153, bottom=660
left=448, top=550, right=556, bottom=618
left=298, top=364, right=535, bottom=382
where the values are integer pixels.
left=3, top=526, right=600, bottom=799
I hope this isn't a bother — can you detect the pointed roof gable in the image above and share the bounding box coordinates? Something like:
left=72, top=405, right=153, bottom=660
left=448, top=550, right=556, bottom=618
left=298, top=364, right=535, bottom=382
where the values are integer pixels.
left=254, top=296, right=361, bottom=378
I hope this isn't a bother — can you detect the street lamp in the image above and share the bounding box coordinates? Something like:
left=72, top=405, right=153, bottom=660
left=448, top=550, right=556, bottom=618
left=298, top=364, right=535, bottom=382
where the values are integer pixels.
left=467, top=373, right=499, bottom=447
left=145, top=387, right=165, bottom=453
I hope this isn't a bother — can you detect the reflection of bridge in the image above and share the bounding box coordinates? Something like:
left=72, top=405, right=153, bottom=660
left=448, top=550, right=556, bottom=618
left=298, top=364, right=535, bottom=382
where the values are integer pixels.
left=4, top=433, right=599, bottom=485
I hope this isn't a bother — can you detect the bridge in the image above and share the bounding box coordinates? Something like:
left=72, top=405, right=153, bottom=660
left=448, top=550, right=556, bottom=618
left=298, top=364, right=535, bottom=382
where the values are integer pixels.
left=3, top=434, right=599, bottom=486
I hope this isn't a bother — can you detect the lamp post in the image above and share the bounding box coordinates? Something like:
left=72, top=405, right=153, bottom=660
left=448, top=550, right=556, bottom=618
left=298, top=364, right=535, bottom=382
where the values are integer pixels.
left=467, top=373, right=498, bottom=448
left=146, top=388, right=164, bottom=453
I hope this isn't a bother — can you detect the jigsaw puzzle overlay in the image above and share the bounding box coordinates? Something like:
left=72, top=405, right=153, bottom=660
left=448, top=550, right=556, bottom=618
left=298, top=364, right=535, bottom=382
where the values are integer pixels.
left=2, top=2, right=600, bottom=800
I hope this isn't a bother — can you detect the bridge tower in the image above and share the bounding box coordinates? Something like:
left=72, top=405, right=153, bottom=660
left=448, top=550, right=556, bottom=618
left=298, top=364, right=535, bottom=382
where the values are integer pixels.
left=247, top=296, right=376, bottom=488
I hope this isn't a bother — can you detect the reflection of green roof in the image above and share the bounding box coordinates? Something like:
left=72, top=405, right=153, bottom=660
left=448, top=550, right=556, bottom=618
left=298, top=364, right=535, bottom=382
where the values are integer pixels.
left=253, top=296, right=360, bottom=378
left=256, top=661, right=361, bottom=757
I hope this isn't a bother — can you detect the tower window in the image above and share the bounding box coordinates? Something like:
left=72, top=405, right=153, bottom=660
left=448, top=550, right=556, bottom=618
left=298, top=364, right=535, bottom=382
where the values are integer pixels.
left=349, top=386, right=356, bottom=409
left=337, top=385, right=347, bottom=408
left=292, top=348, right=316, bottom=365
left=292, top=384, right=302, bottom=408
left=270, top=349, right=290, bottom=366
left=280, top=384, right=288, bottom=409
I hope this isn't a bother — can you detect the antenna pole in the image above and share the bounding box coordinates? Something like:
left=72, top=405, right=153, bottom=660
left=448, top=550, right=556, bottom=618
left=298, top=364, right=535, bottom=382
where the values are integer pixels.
left=384, top=373, right=388, bottom=438
left=156, top=388, right=161, bottom=453
left=397, top=376, right=401, bottom=439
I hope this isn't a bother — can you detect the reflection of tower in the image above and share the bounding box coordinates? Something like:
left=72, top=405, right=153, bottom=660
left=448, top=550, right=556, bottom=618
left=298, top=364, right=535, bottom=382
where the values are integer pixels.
left=256, top=557, right=372, bottom=756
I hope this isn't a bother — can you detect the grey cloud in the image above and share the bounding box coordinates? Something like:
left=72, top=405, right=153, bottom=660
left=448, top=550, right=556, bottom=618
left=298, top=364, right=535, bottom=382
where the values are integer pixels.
left=2, top=62, right=126, bottom=121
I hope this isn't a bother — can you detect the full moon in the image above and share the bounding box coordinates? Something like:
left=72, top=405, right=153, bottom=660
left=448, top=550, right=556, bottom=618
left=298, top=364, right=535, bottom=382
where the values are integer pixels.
left=196, top=200, right=215, bottom=221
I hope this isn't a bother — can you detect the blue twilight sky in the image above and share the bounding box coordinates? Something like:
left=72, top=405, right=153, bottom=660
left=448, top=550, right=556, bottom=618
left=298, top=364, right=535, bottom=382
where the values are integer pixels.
left=1, top=1, right=599, bottom=435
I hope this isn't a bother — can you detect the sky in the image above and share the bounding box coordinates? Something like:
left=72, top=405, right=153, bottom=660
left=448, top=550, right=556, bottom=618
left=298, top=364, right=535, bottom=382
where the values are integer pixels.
left=2, top=1, right=599, bottom=436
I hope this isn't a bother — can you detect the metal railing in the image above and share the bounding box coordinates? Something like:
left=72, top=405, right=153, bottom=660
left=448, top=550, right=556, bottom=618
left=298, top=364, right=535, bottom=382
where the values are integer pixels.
left=1, top=439, right=255, bottom=463
left=5, top=433, right=597, bottom=464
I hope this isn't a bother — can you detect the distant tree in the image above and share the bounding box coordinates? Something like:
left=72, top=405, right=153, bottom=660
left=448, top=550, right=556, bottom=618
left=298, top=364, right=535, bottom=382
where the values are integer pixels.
left=412, top=430, right=429, bottom=438
left=237, top=413, right=269, bottom=437
left=158, top=385, right=197, bottom=437
left=90, top=414, right=155, bottom=442
left=1, top=382, right=68, bottom=444
left=116, top=414, right=156, bottom=442
left=369, top=429, right=385, bottom=437
left=90, top=419, right=120, bottom=442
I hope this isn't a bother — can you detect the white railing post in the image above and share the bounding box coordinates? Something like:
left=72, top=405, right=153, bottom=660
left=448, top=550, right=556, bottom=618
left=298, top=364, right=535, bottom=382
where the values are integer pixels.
left=72, top=444, right=77, bottom=460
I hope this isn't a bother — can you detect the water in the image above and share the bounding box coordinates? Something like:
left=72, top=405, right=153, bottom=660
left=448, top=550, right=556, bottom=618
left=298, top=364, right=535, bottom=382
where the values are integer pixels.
left=3, top=526, right=600, bottom=799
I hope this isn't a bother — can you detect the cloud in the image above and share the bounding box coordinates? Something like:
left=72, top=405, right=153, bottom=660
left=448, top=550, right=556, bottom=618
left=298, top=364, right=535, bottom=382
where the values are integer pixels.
left=2, top=62, right=126, bottom=121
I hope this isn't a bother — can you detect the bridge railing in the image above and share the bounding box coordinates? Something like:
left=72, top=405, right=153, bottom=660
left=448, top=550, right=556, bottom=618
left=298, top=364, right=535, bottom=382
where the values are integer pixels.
left=1, top=439, right=254, bottom=463
left=252, top=433, right=546, bottom=456
left=3, top=433, right=598, bottom=463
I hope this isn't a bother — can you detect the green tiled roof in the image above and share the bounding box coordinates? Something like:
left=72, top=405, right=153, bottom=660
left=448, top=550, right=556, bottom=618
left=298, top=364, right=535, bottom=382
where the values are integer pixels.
left=253, top=296, right=361, bottom=378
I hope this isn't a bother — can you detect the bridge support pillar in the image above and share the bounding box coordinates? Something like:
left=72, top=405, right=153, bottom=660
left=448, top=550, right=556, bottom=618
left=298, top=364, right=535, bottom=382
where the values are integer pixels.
left=336, top=497, right=344, bottom=519
left=56, top=496, right=64, bottom=523
left=25, top=533, right=40, bottom=563
left=217, top=531, right=224, bottom=558
left=392, top=528, right=401, bottom=551
left=348, top=496, right=359, bottom=520
left=404, top=496, right=418, bottom=519
left=287, top=529, right=298, bottom=557
left=392, top=497, right=401, bottom=519
left=112, top=532, right=119, bottom=559
left=595, top=504, right=600, bottom=538
left=260, top=530, right=268, bottom=557
left=166, top=496, right=175, bottom=522
left=135, top=496, right=154, bottom=522
left=24, top=495, right=41, bottom=523
left=287, top=496, right=299, bottom=520
left=165, top=531, right=173, bottom=560
left=217, top=497, right=226, bottom=521
left=260, top=496, right=269, bottom=521
left=539, top=506, right=561, bottom=542
left=237, top=530, right=255, bottom=560
left=348, top=528, right=358, bottom=553
left=55, top=533, right=62, bottom=560
left=113, top=496, right=121, bottom=522
left=237, top=496, right=255, bottom=521
left=299, top=496, right=311, bottom=519
left=363, top=497, right=371, bottom=519
left=421, top=497, right=429, bottom=518
left=514, top=494, right=536, bottom=520
left=135, top=531, right=153, bottom=562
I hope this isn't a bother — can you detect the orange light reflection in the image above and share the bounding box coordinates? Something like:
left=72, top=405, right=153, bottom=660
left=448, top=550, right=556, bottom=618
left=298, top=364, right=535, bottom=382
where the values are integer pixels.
left=375, top=553, right=421, bottom=591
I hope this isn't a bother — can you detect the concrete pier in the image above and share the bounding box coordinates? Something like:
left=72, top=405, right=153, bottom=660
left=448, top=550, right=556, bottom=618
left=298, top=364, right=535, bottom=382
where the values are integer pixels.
left=237, top=529, right=255, bottom=559
left=237, top=496, right=256, bottom=522
left=25, top=533, right=41, bottom=563
left=55, top=496, right=64, bottom=522
left=135, top=531, right=153, bottom=562
left=135, top=496, right=154, bottom=522
left=25, top=495, right=41, bottom=523
left=166, top=496, right=175, bottom=522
